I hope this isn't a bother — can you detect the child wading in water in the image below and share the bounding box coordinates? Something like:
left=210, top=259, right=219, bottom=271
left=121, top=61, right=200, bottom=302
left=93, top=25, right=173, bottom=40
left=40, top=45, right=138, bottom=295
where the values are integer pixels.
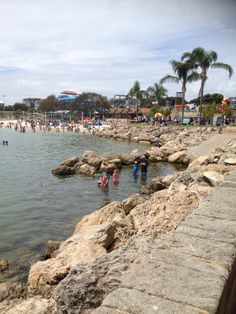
left=132, top=158, right=139, bottom=175
left=100, top=171, right=109, bottom=187
left=112, top=169, right=120, bottom=184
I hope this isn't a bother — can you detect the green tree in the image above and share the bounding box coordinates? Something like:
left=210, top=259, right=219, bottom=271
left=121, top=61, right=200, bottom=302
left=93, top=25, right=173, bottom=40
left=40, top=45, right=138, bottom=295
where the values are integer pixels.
left=13, top=102, right=28, bottom=111
left=38, top=95, right=59, bottom=112
left=147, top=83, right=168, bottom=106
left=160, top=60, right=199, bottom=124
left=128, top=81, right=143, bottom=118
left=200, top=103, right=217, bottom=121
left=181, top=47, right=233, bottom=119
left=70, top=92, right=110, bottom=116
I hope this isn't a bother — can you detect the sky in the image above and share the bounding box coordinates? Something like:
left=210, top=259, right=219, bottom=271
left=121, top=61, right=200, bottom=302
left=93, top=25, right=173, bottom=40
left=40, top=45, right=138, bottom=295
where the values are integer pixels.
left=0, top=0, right=236, bottom=105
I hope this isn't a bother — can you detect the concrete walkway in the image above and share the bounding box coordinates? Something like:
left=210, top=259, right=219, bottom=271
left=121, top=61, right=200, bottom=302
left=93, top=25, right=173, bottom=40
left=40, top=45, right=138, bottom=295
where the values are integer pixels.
left=189, top=130, right=236, bottom=156
left=93, top=171, right=236, bottom=314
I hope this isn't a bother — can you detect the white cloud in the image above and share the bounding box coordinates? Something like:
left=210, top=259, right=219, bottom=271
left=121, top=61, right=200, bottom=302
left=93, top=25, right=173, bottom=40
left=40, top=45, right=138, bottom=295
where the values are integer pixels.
left=0, top=0, right=235, bottom=104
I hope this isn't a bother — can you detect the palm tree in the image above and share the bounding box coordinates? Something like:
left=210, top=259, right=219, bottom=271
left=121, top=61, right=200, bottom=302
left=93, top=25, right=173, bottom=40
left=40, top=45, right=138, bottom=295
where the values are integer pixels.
left=160, top=60, right=199, bottom=124
left=147, top=83, right=168, bottom=106
left=128, top=81, right=143, bottom=118
left=181, top=47, right=233, bottom=120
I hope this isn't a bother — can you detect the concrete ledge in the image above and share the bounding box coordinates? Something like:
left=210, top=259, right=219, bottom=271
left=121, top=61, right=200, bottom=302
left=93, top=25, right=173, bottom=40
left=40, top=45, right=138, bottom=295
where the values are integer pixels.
left=93, top=171, right=236, bottom=314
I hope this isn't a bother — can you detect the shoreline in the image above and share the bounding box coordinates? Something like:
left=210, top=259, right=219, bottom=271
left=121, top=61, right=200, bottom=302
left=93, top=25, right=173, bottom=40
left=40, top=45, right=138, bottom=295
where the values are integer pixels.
left=1, top=125, right=236, bottom=313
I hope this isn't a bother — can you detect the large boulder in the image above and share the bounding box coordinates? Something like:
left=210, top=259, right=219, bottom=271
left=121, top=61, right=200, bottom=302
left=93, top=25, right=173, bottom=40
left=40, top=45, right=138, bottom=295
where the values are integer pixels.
left=5, top=297, right=60, bottom=314
left=129, top=189, right=199, bottom=237
left=168, top=150, right=191, bottom=164
left=120, top=152, right=141, bottom=165
left=74, top=201, right=124, bottom=233
left=52, top=165, right=75, bottom=176
left=121, top=193, right=145, bottom=215
left=78, top=164, right=96, bottom=176
left=202, top=171, right=224, bottom=187
left=60, top=156, right=79, bottom=167
left=224, top=158, right=236, bottom=165
left=27, top=224, right=114, bottom=298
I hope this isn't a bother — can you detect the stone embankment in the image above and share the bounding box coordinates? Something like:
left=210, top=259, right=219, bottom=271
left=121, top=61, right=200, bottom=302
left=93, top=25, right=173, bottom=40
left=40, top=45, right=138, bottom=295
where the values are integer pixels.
left=52, top=126, right=217, bottom=177
left=1, top=127, right=236, bottom=314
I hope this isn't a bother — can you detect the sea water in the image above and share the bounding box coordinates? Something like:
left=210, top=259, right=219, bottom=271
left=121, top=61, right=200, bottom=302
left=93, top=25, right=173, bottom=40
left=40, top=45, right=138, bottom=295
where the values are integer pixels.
left=0, top=127, right=184, bottom=282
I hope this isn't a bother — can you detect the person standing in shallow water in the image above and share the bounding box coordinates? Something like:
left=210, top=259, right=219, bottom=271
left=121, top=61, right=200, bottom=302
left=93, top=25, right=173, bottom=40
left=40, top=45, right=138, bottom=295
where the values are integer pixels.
left=140, top=153, right=150, bottom=177
left=132, top=158, right=139, bottom=175
left=112, top=169, right=120, bottom=184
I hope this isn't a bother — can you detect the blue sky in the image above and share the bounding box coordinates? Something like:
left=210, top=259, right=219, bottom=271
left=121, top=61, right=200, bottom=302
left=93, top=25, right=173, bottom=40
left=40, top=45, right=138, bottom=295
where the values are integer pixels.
left=0, top=0, right=235, bottom=105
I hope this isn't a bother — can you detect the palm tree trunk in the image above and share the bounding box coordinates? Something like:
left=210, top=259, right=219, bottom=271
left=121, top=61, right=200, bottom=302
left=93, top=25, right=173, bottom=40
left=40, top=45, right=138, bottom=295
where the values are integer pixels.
left=181, top=85, right=186, bottom=124
left=199, top=71, right=206, bottom=124
left=136, top=98, right=139, bottom=119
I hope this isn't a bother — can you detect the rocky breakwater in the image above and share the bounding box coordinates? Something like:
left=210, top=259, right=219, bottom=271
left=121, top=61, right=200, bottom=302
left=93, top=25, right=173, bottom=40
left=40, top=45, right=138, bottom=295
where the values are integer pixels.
left=95, top=124, right=217, bottom=146
left=1, top=136, right=235, bottom=313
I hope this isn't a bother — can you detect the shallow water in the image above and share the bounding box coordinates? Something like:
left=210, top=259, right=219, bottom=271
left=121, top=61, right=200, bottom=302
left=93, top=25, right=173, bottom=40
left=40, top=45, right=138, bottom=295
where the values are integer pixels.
left=0, top=127, right=184, bottom=282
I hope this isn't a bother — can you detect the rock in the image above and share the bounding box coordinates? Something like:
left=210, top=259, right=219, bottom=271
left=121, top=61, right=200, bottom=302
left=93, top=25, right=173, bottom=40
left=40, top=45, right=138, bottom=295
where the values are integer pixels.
left=168, top=151, right=189, bottom=164
left=45, top=240, right=61, bottom=259
left=60, top=156, right=79, bottom=167
left=74, top=201, right=124, bottom=233
left=86, top=156, right=103, bottom=168
left=28, top=225, right=109, bottom=298
left=122, top=193, right=144, bottom=215
left=169, top=181, right=187, bottom=191
left=78, top=163, right=96, bottom=176
left=78, top=223, right=116, bottom=249
left=161, top=173, right=179, bottom=186
left=129, top=189, right=199, bottom=237
left=52, top=165, right=76, bottom=176
left=149, top=177, right=166, bottom=192
left=5, top=297, right=60, bottom=314
left=108, top=159, right=122, bottom=168
left=100, top=152, right=121, bottom=162
left=202, top=171, right=224, bottom=187
left=81, top=151, right=97, bottom=163
left=0, top=259, right=9, bottom=273
left=120, top=152, right=141, bottom=165
left=0, top=282, right=26, bottom=302
left=196, top=155, right=214, bottom=165
left=53, top=237, right=151, bottom=314
left=224, top=158, right=236, bottom=165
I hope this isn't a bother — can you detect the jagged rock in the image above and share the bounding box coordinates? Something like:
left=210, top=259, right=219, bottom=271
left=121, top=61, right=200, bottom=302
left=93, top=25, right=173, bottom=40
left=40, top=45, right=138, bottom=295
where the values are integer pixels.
left=224, top=158, right=236, bottom=165
left=0, top=259, right=9, bottom=273
left=0, top=282, right=26, bottom=302
left=129, top=189, right=199, bottom=237
left=81, top=151, right=97, bottom=163
left=121, top=193, right=144, bottom=215
left=161, top=173, right=179, bottom=186
left=149, top=177, right=166, bottom=192
left=168, top=151, right=189, bottom=164
left=27, top=224, right=114, bottom=298
left=74, top=201, right=124, bottom=233
left=202, top=171, right=224, bottom=187
left=45, top=240, right=61, bottom=259
left=78, top=164, right=96, bottom=176
left=60, top=157, right=79, bottom=168
left=100, top=152, right=121, bottom=162
left=53, top=237, right=152, bottom=314
left=120, top=152, right=141, bottom=165
left=52, top=165, right=75, bottom=176
left=5, top=297, right=60, bottom=314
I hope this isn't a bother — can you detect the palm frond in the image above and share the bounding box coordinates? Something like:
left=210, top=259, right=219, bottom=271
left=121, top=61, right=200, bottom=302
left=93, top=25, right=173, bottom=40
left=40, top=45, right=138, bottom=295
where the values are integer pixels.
left=187, top=71, right=200, bottom=83
left=211, top=62, right=234, bottom=78
left=160, top=75, right=179, bottom=84
left=181, top=52, right=192, bottom=61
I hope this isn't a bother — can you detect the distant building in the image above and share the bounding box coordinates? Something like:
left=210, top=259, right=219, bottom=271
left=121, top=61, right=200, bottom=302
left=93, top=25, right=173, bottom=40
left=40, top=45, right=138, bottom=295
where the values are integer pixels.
left=57, top=90, right=78, bottom=101
left=229, top=97, right=236, bottom=108
left=22, top=98, right=42, bottom=110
